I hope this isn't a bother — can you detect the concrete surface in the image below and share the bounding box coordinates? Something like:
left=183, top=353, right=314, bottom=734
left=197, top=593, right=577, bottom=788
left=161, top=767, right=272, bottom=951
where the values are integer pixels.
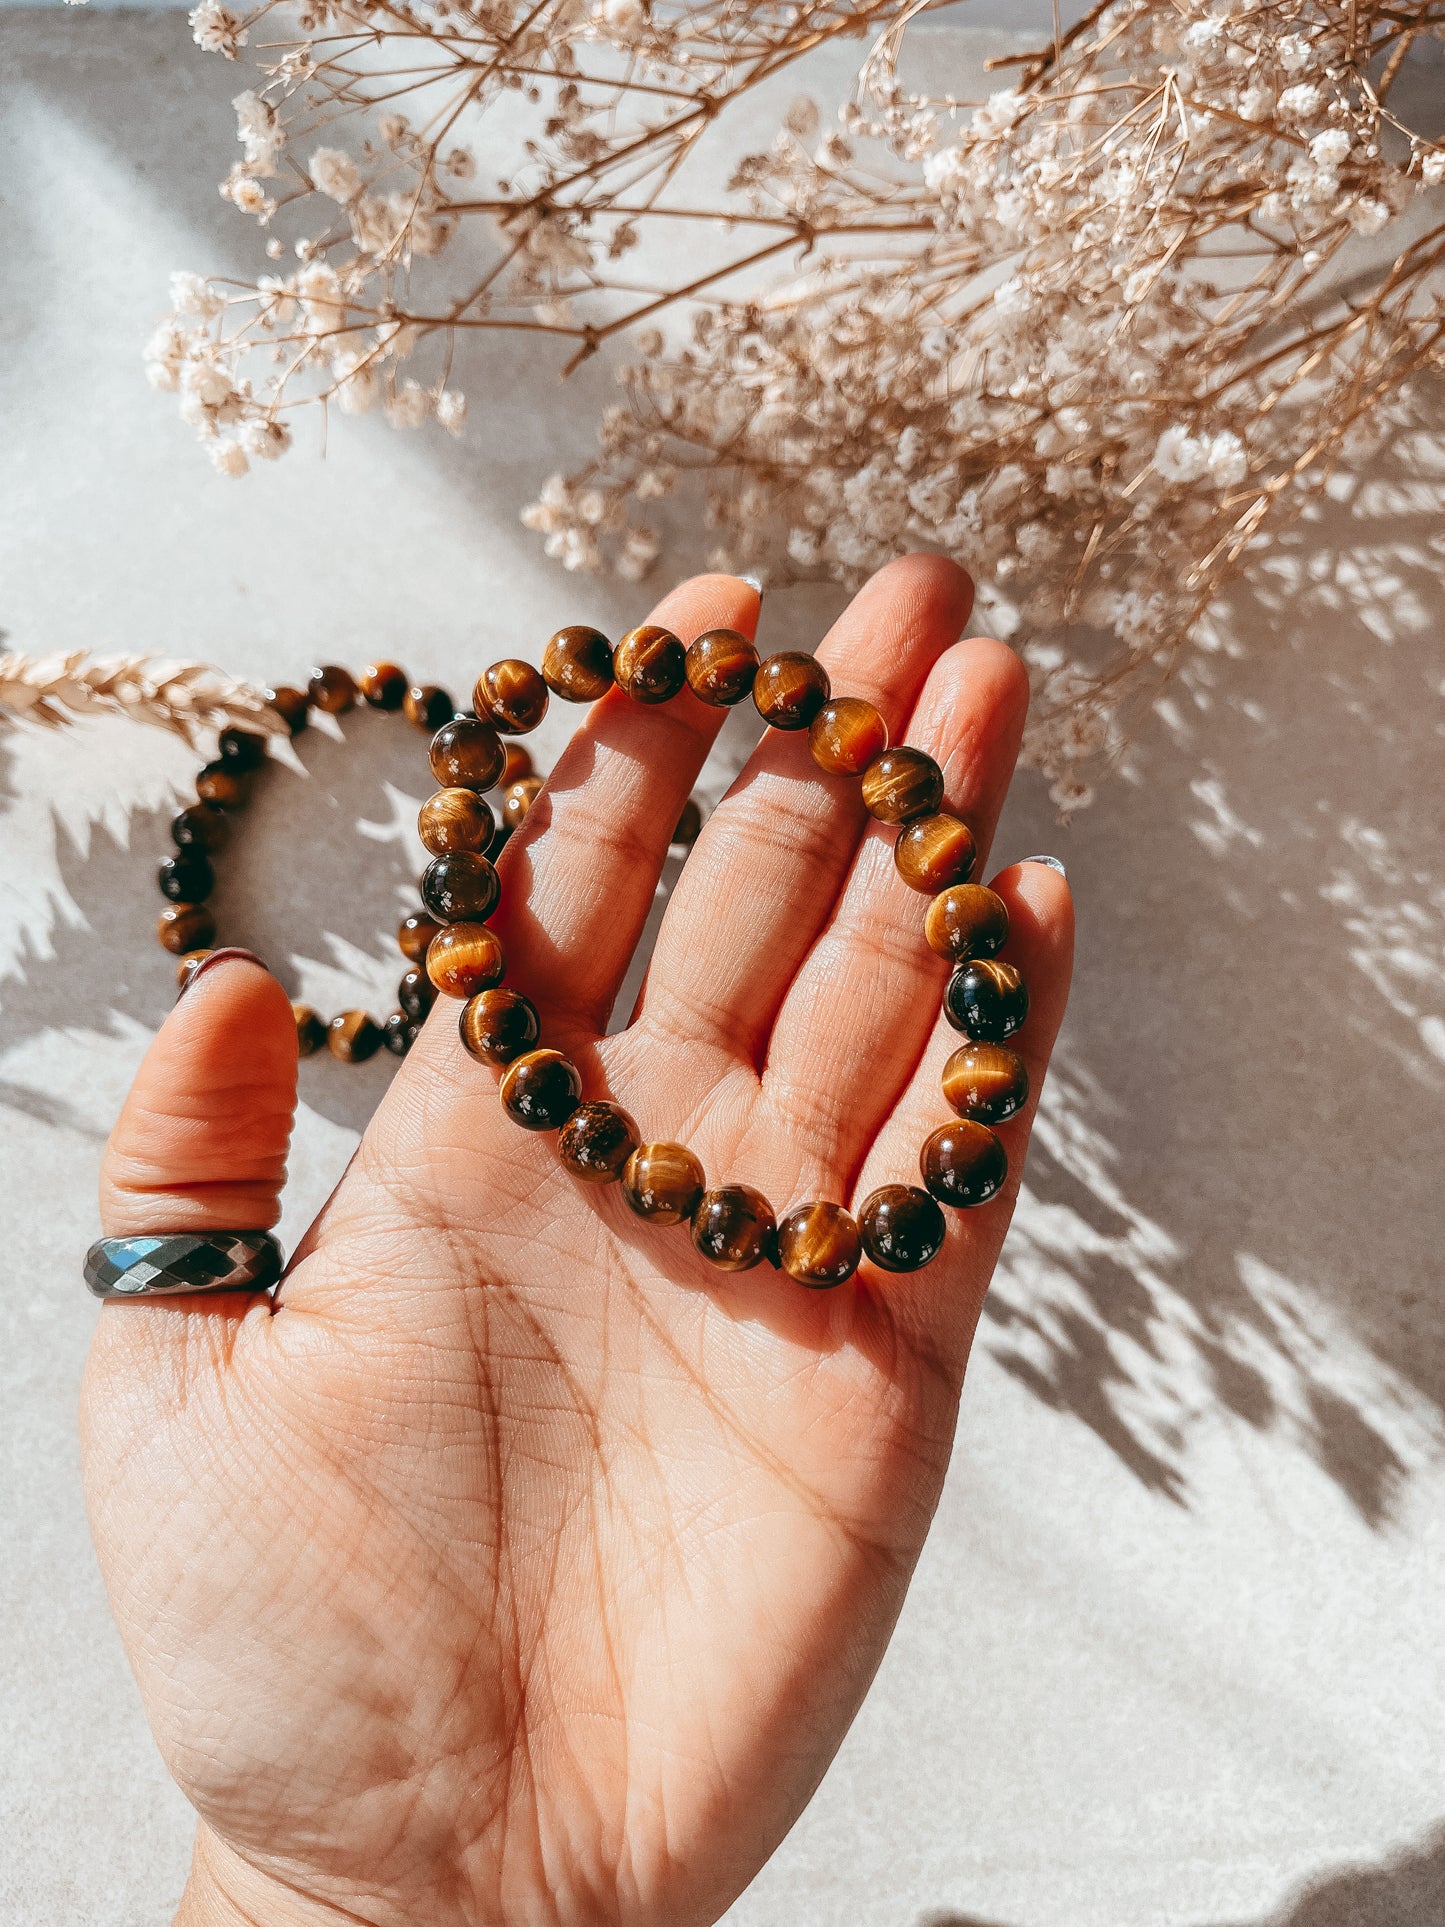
left=1, top=11, right=1443, bottom=1926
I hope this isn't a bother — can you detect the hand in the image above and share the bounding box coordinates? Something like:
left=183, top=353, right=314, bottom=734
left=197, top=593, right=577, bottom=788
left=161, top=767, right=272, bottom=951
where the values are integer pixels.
left=81, top=556, right=1073, bottom=1927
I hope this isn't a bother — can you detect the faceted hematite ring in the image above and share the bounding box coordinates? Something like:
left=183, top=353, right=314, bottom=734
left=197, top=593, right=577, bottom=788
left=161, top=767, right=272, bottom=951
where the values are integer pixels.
left=83, top=1232, right=283, bottom=1301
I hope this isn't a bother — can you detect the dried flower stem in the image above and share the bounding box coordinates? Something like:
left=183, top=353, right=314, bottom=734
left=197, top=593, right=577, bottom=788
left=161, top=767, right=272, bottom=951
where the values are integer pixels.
left=0, top=651, right=285, bottom=751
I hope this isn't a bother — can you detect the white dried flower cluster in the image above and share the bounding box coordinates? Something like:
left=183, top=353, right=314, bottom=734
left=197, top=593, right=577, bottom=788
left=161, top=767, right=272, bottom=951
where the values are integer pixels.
left=0, top=651, right=285, bottom=748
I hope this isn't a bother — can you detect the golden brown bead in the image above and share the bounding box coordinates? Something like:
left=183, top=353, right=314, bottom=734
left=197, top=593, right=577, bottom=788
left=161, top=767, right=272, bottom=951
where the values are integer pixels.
left=217, top=726, right=267, bottom=770
left=685, top=628, right=759, bottom=706
left=860, top=746, right=944, bottom=824
left=621, top=1143, right=705, bottom=1226
left=924, top=883, right=1009, bottom=963
left=171, top=803, right=230, bottom=855
left=383, top=1011, right=421, bottom=1057
left=359, top=661, right=408, bottom=710
left=857, top=1185, right=947, bottom=1273
left=420, top=852, right=500, bottom=923
left=543, top=625, right=614, bottom=702
left=404, top=683, right=456, bottom=731
left=397, top=912, right=442, bottom=964
left=753, top=652, right=830, bottom=731
left=894, top=812, right=976, bottom=894
left=418, top=787, right=496, bottom=857
left=157, top=903, right=216, bottom=955
left=777, top=1201, right=861, bottom=1288
left=502, top=775, right=545, bottom=832
left=808, top=697, right=888, bottom=776
left=397, top=966, right=435, bottom=1021
left=459, top=986, right=539, bottom=1065
left=293, top=1003, right=327, bottom=1057
left=942, top=1042, right=1029, bottom=1126
left=558, top=1101, right=639, bottom=1183
left=671, top=798, right=702, bottom=846
left=308, top=665, right=357, bottom=714
left=614, top=624, right=687, bottom=704
left=265, top=685, right=310, bottom=735
left=501, top=742, right=534, bottom=787
left=426, top=921, right=505, bottom=999
left=195, top=762, right=252, bottom=811
left=691, top=1185, right=776, bottom=1271
left=474, top=659, right=550, bottom=736
left=328, top=1010, right=383, bottom=1063
left=158, top=853, right=214, bottom=904
left=429, top=716, right=506, bottom=793
left=944, top=959, right=1029, bottom=1042
left=175, top=950, right=213, bottom=989
left=920, top=1120, right=1007, bottom=1208
left=498, top=1049, right=582, bottom=1130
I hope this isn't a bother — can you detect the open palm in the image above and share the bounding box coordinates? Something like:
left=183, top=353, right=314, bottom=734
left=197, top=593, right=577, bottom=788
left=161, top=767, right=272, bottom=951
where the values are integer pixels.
left=81, top=556, right=1072, bottom=1927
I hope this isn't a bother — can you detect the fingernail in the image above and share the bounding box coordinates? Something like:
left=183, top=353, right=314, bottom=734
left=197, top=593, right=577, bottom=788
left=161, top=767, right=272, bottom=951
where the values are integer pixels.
left=1021, top=854, right=1067, bottom=877
left=177, top=947, right=270, bottom=997
left=738, top=571, right=765, bottom=606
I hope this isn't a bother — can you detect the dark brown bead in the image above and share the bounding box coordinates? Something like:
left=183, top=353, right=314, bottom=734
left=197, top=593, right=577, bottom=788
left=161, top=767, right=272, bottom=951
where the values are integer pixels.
left=691, top=1185, right=776, bottom=1271
left=195, top=762, right=253, bottom=811
left=685, top=628, right=759, bottom=706
left=425, top=922, right=505, bottom=999
left=924, top=883, right=1009, bottom=963
left=502, top=775, right=544, bottom=832
left=397, top=966, right=436, bottom=1021
left=383, top=1011, right=422, bottom=1056
left=328, top=1010, right=383, bottom=1064
left=171, top=803, right=230, bottom=855
left=753, top=652, right=830, bottom=731
left=920, top=1120, right=1007, bottom=1209
left=421, top=852, right=500, bottom=923
left=404, top=684, right=457, bottom=731
left=293, top=1003, right=327, bottom=1057
left=418, top=787, right=496, bottom=857
left=265, top=685, right=310, bottom=735
left=944, top=959, right=1029, bottom=1042
left=429, top=716, right=506, bottom=793
left=157, top=903, right=216, bottom=955
left=558, top=1101, right=639, bottom=1183
left=308, top=665, right=357, bottom=714
left=397, top=912, right=442, bottom=964
left=777, top=1201, right=861, bottom=1288
left=808, top=697, right=888, bottom=776
left=474, top=659, right=550, bottom=736
left=861, top=747, right=944, bottom=824
left=621, top=1143, right=706, bottom=1225
left=459, top=987, right=539, bottom=1065
left=894, top=812, right=976, bottom=894
left=217, top=726, right=267, bottom=770
left=500, top=742, right=534, bottom=787
left=498, top=1049, right=582, bottom=1131
left=175, top=950, right=213, bottom=990
left=942, top=1042, right=1029, bottom=1126
left=614, top=625, right=687, bottom=704
left=158, top=853, right=213, bottom=904
left=857, top=1185, right=947, bottom=1273
left=543, top=625, right=614, bottom=702
left=671, top=798, right=702, bottom=846
left=359, top=661, right=408, bottom=710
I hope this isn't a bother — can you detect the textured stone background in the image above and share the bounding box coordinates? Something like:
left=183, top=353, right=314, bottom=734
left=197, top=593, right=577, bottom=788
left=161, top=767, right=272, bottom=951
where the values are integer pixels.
left=2, top=11, right=1443, bottom=1925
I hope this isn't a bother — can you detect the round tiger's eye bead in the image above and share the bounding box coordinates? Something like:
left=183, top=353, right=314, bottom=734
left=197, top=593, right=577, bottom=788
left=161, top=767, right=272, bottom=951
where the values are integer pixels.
left=418, top=787, right=496, bottom=857
left=397, top=966, right=436, bottom=1021
left=404, top=683, right=457, bottom=731
left=425, top=922, right=505, bottom=999
left=175, top=950, right=213, bottom=990
left=459, top=986, right=539, bottom=1065
left=429, top=716, right=506, bottom=793
left=861, top=747, right=944, bottom=824
left=265, top=685, right=310, bottom=735
left=558, top=1101, right=639, bottom=1183
left=196, top=762, right=252, bottom=811
left=685, top=628, right=759, bottom=706
left=543, top=625, right=614, bottom=702
left=777, top=1201, right=861, bottom=1288
left=942, top=1042, right=1029, bottom=1125
left=383, top=1011, right=422, bottom=1056
left=359, top=661, right=408, bottom=710
left=809, top=697, right=887, bottom=777
left=420, top=852, right=500, bottom=924
left=944, top=959, right=1029, bottom=1042
left=895, top=812, right=976, bottom=894
left=672, top=798, right=702, bottom=847
left=171, top=803, right=230, bottom=855
left=501, top=743, right=534, bottom=787
left=621, top=1143, right=705, bottom=1225
left=158, top=853, right=214, bottom=903
left=857, top=1185, right=947, bottom=1273
left=753, top=652, right=830, bottom=731
left=157, top=903, right=216, bottom=955
left=614, top=624, right=687, bottom=704
left=691, top=1185, right=776, bottom=1271
left=502, top=775, right=544, bottom=832
left=308, top=665, right=357, bottom=714
left=217, top=726, right=267, bottom=770
left=328, top=1010, right=383, bottom=1064
left=474, top=659, right=549, bottom=736
left=293, top=1003, right=327, bottom=1057
left=499, top=1049, right=582, bottom=1131
left=924, top=883, right=1009, bottom=963
left=397, top=912, right=442, bottom=964
left=921, top=1120, right=1007, bottom=1209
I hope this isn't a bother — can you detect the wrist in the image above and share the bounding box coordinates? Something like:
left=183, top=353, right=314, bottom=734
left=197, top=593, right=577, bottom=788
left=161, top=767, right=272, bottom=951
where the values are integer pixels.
left=175, top=1826, right=373, bottom=1927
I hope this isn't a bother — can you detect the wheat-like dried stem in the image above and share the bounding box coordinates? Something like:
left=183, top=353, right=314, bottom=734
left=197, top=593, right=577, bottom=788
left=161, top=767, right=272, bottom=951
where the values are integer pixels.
left=0, top=651, right=285, bottom=750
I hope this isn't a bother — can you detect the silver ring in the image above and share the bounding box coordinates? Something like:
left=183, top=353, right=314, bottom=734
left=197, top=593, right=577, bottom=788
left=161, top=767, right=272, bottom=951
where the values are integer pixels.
left=84, top=1232, right=283, bottom=1301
